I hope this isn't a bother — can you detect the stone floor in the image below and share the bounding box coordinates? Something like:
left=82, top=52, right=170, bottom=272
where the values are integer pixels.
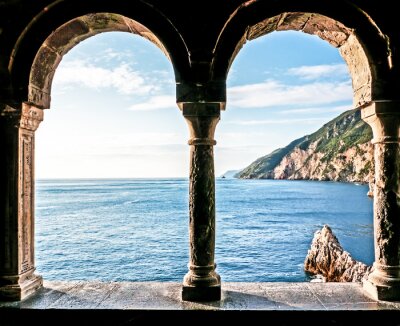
left=1, top=281, right=400, bottom=325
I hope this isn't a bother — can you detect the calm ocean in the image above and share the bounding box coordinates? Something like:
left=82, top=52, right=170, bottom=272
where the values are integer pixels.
left=35, top=178, right=374, bottom=282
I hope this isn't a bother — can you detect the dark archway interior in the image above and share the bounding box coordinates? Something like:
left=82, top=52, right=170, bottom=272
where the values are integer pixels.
left=0, top=0, right=399, bottom=305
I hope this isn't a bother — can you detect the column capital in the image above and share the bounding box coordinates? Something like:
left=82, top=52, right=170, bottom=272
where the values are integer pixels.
left=361, top=101, right=400, bottom=144
left=181, top=103, right=220, bottom=146
left=20, top=103, right=44, bottom=131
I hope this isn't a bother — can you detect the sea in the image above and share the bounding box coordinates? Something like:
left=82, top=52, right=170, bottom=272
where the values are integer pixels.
left=35, top=178, right=374, bottom=282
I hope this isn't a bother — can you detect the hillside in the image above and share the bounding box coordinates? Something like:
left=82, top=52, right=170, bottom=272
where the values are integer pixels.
left=236, top=109, right=374, bottom=183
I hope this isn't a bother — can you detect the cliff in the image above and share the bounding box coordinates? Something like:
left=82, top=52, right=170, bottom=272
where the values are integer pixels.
left=236, top=109, right=374, bottom=183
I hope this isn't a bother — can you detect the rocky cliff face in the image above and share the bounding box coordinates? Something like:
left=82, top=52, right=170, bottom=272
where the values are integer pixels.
left=236, top=109, right=374, bottom=183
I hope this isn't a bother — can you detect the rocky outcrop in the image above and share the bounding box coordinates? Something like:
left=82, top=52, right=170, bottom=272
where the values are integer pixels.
left=236, top=109, right=374, bottom=184
left=304, top=225, right=372, bottom=282
left=272, top=142, right=373, bottom=182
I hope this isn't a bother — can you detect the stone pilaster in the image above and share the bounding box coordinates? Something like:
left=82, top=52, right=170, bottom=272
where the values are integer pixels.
left=361, top=101, right=400, bottom=301
left=181, top=103, right=221, bottom=301
left=0, top=103, right=43, bottom=301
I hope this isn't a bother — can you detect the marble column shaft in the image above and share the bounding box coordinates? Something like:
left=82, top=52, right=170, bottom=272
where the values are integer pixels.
left=181, top=103, right=221, bottom=301
left=0, top=103, right=43, bottom=301
left=362, top=101, right=400, bottom=301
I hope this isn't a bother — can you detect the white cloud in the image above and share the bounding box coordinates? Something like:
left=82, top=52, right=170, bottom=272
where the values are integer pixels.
left=53, top=59, right=155, bottom=95
left=128, top=95, right=176, bottom=111
left=226, top=117, right=328, bottom=126
left=227, top=80, right=352, bottom=109
left=92, top=144, right=187, bottom=157
left=102, top=48, right=134, bottom=61
left=279, top=105, right=352, bottom=115
left=101, top=132, right=185, bottom=147
left=287, top=64, right=349, bottom=80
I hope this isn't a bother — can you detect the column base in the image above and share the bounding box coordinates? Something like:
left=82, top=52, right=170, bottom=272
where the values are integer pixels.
left=363, top=278, right=400, bottom=301
left=182, top=284, right=221, bottom=302
left=0, top=273, right=43, bottom=301
left=182, top=269, right=221, bottom=301
left=362, top=265, right=400, bottom=301
left=363, top=274, right=400, bottom=301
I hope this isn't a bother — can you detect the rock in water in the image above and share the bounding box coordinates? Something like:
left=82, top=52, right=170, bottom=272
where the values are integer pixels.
left=304, top=225, right=372, bottom=282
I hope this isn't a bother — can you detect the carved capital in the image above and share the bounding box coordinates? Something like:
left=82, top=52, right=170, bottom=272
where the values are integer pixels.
left=361, top=101, right=400, bottom=144
left=181, top=103, right=220, bottom=145
left=20, top=103, right=44, bottom=131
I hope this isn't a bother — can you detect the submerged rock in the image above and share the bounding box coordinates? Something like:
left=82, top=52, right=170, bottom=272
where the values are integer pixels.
left=304, top=225, right=372, bottom=282
left=309, top=274, right=326, bottom=283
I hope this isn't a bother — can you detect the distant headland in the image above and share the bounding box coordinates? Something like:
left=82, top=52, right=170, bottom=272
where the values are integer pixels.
left=222, top=108, right=374, bottom=185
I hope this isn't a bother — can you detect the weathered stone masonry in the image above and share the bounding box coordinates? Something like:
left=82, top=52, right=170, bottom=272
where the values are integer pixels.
left=0, top=0, right=399, bottom=303
left=0, top=104, right=43, bottom=301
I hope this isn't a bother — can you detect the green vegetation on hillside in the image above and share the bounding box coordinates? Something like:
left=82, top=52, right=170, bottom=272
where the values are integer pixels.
left=236, top=108, right=373, bottom=180
left=235, top=136, right=307, bottom=178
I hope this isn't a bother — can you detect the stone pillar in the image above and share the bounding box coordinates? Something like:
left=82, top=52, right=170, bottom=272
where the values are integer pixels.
left=361, top=101, right=400, bottom=301
left=0, top=103, right=43, bottom=301
left=181, top=103, right=221, bottom=301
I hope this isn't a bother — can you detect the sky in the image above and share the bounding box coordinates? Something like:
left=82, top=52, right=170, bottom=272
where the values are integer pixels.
left=35, top=30, right=353, bottom=179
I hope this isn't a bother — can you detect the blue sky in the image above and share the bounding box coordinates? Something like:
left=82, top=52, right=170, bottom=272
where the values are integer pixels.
left=35, top=31, right=352, bottom=178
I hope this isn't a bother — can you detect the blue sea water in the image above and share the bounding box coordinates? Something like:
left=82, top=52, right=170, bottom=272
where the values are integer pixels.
left=35, top=178, right=374, bottom=282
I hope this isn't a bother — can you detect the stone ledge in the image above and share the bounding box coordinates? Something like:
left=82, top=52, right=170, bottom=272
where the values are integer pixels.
left=1, top=281, right=400, bottom=325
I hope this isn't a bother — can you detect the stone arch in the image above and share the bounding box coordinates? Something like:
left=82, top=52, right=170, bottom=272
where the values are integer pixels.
left=0, top=5, right=191, bottom=301
left=0, top=0, right=398, bottom=304
left=7, top=1, right=189, bottom=109
left=211, top=2, right=400, bottom=301
left=212, top=3, right=391, bottom=108
left=28, top=13, right=175, bottom=110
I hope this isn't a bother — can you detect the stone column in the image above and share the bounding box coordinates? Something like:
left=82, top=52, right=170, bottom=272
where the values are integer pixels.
left=0, top=103, right=43, bottom=301
left=181, top=103, right=221, bottom=301
left=361, top=101, right=400, bottom=301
